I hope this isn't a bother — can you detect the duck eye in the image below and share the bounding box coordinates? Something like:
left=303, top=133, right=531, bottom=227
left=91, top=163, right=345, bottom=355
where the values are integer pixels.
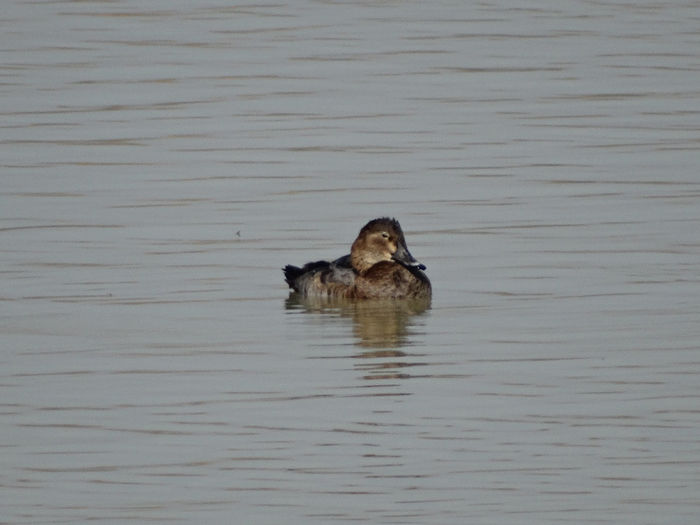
left=381, top=232, right=390, bottom=239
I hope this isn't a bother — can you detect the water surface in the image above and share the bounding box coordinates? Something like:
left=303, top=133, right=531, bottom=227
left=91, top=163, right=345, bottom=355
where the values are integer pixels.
left=2, top=1, right=700, bottom=523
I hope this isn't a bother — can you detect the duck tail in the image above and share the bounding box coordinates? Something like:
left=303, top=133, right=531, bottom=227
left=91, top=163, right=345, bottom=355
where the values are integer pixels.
left=283, top=265, right=303, bottom=289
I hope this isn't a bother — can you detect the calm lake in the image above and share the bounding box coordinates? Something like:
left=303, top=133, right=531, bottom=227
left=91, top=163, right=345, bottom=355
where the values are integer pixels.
left=2, top=1, right=700, bottom=523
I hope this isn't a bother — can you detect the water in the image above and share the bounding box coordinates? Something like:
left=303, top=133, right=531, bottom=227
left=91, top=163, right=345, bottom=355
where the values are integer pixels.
left=2, top=1, right=700, bottom=523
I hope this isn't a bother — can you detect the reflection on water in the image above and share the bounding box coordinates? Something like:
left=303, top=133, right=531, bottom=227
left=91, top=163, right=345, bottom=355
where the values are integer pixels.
left=353, top=348, right=426, bottom=381
left=285, top=293, right=430, bottom=349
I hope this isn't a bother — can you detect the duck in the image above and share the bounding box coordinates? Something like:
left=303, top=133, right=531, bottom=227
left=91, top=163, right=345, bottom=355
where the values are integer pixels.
left=283, top=217, right=431, bottom=300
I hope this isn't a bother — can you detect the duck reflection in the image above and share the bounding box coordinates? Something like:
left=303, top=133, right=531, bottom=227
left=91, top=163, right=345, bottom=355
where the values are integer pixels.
left=285, top=293, right=429, bottom=348
left=285, top=293, right=430, bottom=380
left=352, top=349, right=424, bottom=381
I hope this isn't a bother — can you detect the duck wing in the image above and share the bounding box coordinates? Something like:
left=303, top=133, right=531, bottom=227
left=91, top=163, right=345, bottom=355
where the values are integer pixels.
left=283, top=256, right=356, bottom=294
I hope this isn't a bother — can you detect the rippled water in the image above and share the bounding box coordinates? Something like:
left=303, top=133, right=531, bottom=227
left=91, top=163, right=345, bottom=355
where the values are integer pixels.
left=2, top=1, right=700, bottom=523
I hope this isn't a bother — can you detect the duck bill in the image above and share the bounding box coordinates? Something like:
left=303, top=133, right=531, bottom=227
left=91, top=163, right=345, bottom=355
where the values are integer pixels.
left=392, top=242, right=427, bottom=271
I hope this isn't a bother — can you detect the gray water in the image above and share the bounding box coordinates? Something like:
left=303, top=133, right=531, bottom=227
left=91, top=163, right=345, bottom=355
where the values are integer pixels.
left=2, top=1, right=700, bottom=523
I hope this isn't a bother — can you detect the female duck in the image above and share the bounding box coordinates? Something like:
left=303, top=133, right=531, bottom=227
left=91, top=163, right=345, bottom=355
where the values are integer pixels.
left=283, top=217, right=431, bottom=300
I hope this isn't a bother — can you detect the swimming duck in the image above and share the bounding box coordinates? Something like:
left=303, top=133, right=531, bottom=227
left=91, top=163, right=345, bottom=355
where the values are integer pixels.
left=283, top=217, right=431, bottom=300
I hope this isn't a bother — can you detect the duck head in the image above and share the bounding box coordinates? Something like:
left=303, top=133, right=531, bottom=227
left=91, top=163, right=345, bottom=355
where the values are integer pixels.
left=350, top=217, right=426, bottom=273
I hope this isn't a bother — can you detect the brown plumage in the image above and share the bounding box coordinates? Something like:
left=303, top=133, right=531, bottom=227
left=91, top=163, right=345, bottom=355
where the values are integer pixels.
left=283, top=218, right=431, bottom=300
